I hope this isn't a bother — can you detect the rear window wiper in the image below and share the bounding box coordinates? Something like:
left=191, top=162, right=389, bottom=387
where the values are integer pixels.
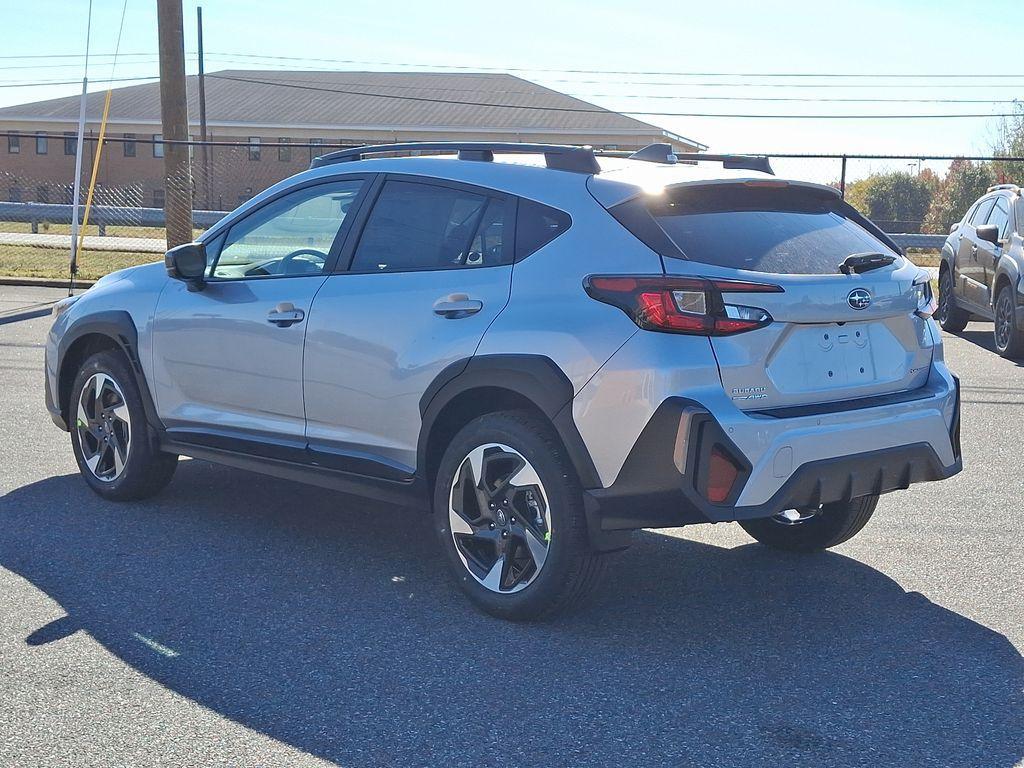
left=838, top=252, right=896, bottom=275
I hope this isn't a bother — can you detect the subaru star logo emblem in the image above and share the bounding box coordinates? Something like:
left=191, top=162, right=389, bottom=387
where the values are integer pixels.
left=847, top=288, right=872, bottom=310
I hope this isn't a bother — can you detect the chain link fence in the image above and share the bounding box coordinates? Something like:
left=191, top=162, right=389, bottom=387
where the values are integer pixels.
left=1, top=133, right=1022, bottom=281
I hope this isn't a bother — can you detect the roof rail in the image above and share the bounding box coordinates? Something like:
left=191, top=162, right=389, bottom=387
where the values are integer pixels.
left=624, top=143, right=774, bottom=175
left=987, top=183, right=1020, bottom=193
left=310, top=142, right=601, bottom=174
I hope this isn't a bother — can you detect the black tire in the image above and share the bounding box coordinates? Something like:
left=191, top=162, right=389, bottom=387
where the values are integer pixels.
left=738, top=494, right=878, bottom=552
left=937, top=267, right=969, bottom=333
left=69, top=350, right=178, bottom=501
left=993, top=283, right=1024, bottom=359
left=433, top=410, right=605, bottom=621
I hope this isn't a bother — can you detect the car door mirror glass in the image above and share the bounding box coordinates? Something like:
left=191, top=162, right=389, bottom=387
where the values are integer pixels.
left=975, top=224, right=1000, bottom=246
left=166, top=242, right=208, bottom=287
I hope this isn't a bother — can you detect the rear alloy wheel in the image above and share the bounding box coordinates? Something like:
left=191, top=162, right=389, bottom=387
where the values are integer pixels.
left=70, top=350, right=178, bottom=501
left=434, top=411, right=605, bottom=620
left=448, top=443, right=552, bottom=594
left=738, top=494, right=879, bottom=552
left=937, top=268, right=969, bottom=333
left=993, top=284, right=1024, bottom=359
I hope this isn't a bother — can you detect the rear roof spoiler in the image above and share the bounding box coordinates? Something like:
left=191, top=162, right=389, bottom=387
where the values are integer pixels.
left=626, top=143, right=774, bottom=175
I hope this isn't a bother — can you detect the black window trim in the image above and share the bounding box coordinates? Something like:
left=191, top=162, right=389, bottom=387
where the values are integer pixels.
left=986, top=194, right=1012, bottom=243
left=336, top=173, right=517, bottom=275
left=970, top=196, right=996, bottom=227
left=202, top=173, right=376, bottom=284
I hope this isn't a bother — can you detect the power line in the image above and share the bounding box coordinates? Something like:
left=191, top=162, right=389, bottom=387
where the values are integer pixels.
left=207, top=73, right=1022, bottom=120
left=6, top=49, right=1024, bottom=80
left=205, top=53, right=1024, bottom=79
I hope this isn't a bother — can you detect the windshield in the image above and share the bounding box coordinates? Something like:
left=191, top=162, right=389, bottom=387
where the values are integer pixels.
left=646, top=186, right=897, bottom=275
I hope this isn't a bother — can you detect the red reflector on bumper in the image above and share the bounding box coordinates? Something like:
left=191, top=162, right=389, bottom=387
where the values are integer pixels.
left=705, top=446, right=741, bottom=503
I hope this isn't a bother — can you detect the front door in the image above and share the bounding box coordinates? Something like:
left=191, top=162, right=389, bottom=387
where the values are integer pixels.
left=302, top=177, right=515, bottom=475
left=151, top=178, right=368, bottom=450
left=979, top=195, right=1011, bottom=310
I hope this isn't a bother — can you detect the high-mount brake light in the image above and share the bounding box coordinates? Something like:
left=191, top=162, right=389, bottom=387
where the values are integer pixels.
left=584, top=275, right=782, bottom=336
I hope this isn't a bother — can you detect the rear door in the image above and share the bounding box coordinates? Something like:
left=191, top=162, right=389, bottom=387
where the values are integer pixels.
left=958, top=196, right=995, bottom=308
left=302, top=175, right=514, bottom=474
left=646, top=183, right=935, bottom=411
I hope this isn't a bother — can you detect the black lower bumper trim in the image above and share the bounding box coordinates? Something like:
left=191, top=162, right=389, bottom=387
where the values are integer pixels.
left=585, top=394, right=962, bottom=530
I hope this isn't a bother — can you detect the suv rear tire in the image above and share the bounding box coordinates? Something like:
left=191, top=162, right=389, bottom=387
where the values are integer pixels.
left=433, top=410, right=605, bottom=620
left=993, top=283, right=1024, bottom=359
left=70, top=350, right=178, bottom=501
left=937, top=267, right=969, bottom=333
left=738, top=494, right=878, bottom=552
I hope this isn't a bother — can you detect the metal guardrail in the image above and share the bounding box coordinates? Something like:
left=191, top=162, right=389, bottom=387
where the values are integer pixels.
left=890, top=233, right=947, bottom=250
left=0, top=202, right=228, bottom=235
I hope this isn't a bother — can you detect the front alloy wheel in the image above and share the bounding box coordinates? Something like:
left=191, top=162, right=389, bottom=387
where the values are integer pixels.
left=75, top=372, right=131, bottom=482
left=449, top=443, right=552, bottom=593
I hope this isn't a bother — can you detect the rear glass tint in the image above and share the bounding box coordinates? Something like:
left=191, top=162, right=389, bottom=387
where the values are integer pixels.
left=644, top=186, right=896, bottom=275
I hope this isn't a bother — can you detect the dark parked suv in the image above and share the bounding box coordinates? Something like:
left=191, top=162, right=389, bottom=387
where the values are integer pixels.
left=937, top=184, right=1024, bottom=357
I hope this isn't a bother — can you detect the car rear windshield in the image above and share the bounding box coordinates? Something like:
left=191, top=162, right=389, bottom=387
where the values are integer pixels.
left=640, top=185, right=897, bottom=275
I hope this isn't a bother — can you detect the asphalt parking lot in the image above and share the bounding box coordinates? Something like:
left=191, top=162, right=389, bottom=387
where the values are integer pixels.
left=1, top=285, right=1021, bottom=768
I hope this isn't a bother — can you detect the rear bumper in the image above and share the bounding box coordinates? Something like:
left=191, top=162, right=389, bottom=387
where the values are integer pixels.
left=584, top=376, right=962, bottom=530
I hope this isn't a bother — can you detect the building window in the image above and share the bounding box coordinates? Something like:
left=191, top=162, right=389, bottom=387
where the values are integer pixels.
left=64, top=132, right=76, bottom=155
left=9, top=186, right=22, bottom=202
left=36, top=185, right=50, bottom=204
left=153, top=188, right=165, bottom=208
left=35, top=133, right=47, bottom=155
left=7, top=134, right=19, bottom=154
left=248, top=137, right=261, bottom=161
left=278, top=137, right=291, bottom=162
left=152, top=134, right=164, bottom=158
left=123, top=133, right=136, bottom=157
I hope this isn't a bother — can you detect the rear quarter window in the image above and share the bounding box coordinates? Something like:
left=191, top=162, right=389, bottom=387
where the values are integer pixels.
left=515, top=199, right=571, bottom=260
left=623, top=185, right=898, bottom=276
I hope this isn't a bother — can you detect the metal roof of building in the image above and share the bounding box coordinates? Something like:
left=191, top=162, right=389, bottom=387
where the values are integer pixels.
left=0, top=70, right=704, bottom=148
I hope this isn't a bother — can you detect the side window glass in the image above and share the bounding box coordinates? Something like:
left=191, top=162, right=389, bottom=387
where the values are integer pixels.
left=989, top=197, right=1011, bottom=241
left=970, top=198, right=996, bottom=227
left=351, top=180, right=507, bottom=272
left=515, top=198, right=571, bottom=260
left=211, top=180, right=363, bottom=279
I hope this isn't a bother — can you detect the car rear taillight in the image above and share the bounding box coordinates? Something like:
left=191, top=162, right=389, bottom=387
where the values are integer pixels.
left=584, top=275, right=782, bottom=336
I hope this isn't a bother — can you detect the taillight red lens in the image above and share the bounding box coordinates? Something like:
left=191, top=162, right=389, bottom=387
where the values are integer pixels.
left=584, top=275, right=781, bottom=336
left=705, top=446, right=741, bottom=503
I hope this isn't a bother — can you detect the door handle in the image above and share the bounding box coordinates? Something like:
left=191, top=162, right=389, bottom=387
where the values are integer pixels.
left=267, top=302, right=305, bottom=327
left=433, top=293, right=483, bottom=318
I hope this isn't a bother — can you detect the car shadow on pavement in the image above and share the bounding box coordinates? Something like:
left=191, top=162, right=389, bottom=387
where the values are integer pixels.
left=956, top=328, right=1024, bottom=367
left=2, top=461, right=1022, bottom=768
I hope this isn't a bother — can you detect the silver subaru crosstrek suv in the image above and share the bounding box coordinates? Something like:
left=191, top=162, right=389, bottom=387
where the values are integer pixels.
left=45, top=142, right=962, bottom=620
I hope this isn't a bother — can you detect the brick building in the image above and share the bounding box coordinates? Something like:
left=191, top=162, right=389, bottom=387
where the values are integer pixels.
left=0, top=70, right=704, bottom=211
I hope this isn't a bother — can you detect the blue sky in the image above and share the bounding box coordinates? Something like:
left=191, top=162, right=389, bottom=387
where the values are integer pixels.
left=4, top=0, right=1022, bottom=172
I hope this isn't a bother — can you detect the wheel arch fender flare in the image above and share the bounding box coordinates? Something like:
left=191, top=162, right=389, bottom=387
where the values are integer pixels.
left=57, top=310, right=164, bottom=432
left=416, top=354, right=602, bottom=491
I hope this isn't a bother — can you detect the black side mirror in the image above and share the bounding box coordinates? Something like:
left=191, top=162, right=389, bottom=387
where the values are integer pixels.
left=165, top=242, right=207, bottom=290
left=976, top=223, right=1000, bottom=246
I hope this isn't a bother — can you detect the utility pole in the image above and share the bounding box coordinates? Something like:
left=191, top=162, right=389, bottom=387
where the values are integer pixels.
left=196, top=6, right=211, bottom=210
left=157, top=0, right=194, bottom=248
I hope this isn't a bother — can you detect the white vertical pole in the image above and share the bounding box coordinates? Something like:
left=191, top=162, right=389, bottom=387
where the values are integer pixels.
left=68, top=0, right=93, bottom=290
left=69, top=76, right=89, bottom=281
